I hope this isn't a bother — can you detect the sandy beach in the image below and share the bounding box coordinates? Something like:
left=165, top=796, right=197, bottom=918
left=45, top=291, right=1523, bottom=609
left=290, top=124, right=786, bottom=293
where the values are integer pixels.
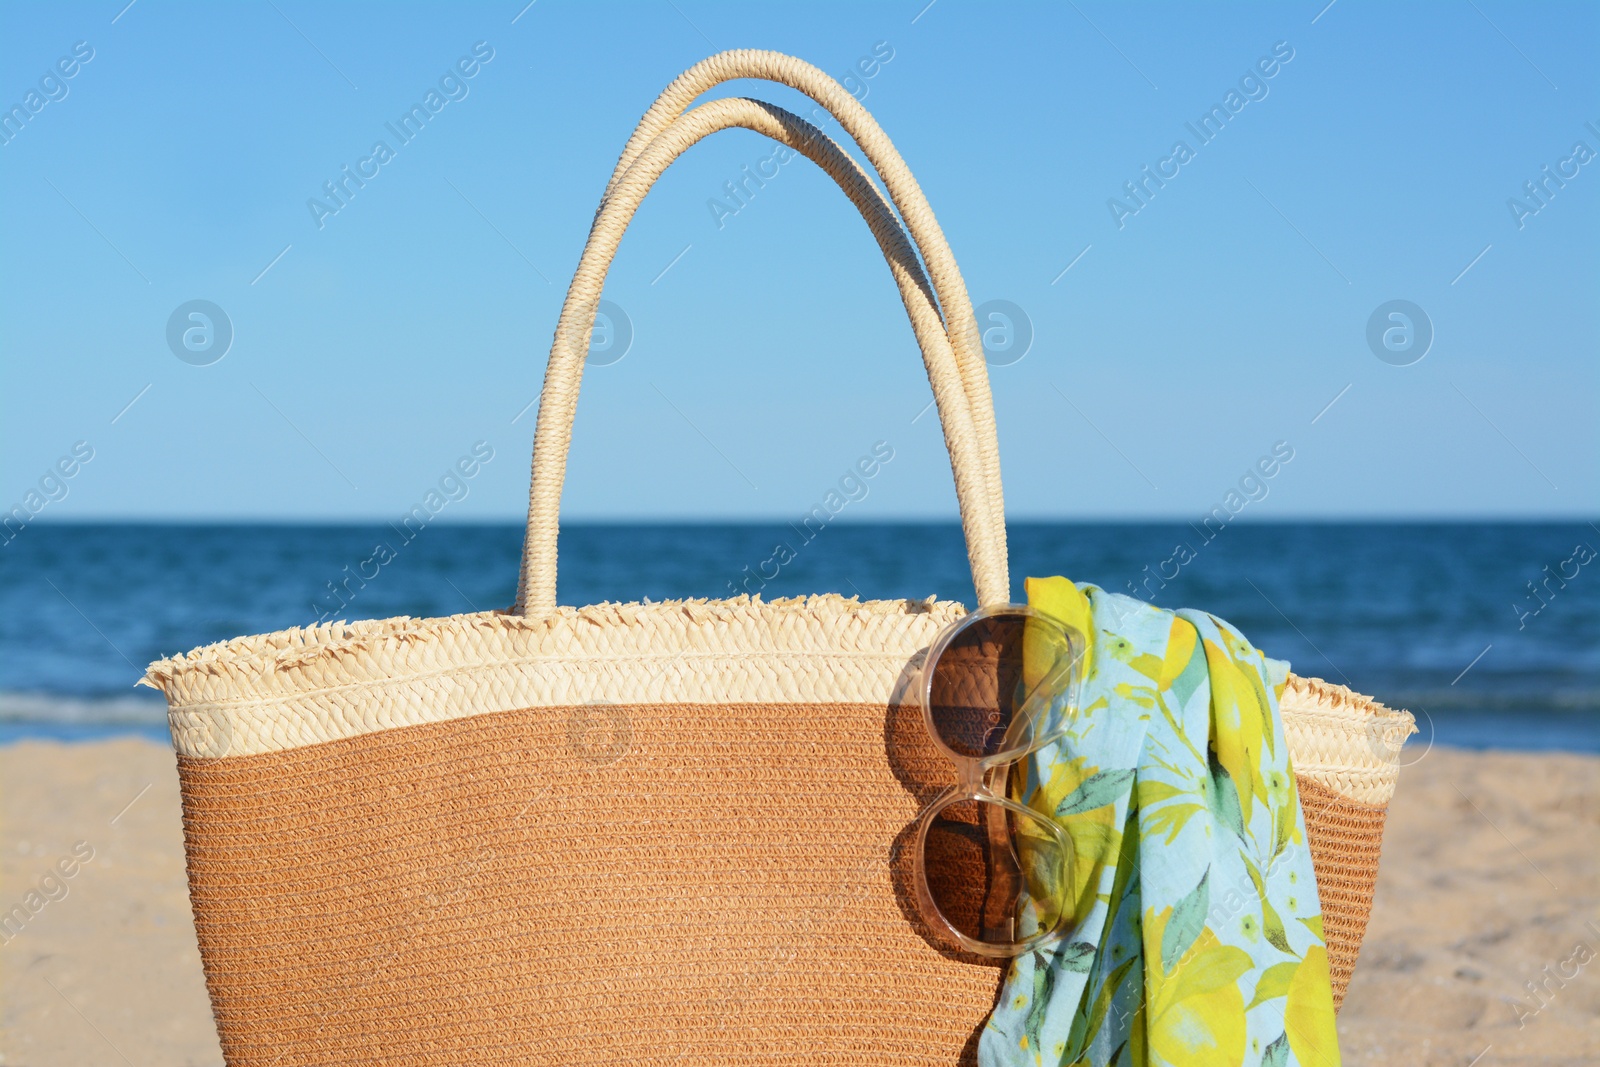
left=2, top=737, right=1595, bottom=1065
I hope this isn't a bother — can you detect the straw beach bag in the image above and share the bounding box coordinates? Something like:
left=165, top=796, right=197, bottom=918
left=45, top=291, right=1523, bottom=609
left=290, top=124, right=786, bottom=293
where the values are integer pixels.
left=144, top=51, right=1414, bottom=1066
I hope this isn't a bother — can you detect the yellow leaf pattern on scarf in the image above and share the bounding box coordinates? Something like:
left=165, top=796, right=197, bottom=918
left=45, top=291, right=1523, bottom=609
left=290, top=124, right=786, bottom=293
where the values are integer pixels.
left=1144, top=907, right=1251, bottom=1067
left=1286, top=945, right=1340, bottom=1066
left=1202, top=636, right=1273, bottom=828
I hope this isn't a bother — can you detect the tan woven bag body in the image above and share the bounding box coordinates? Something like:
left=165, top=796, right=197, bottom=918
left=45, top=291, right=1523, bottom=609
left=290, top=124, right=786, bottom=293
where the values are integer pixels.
left=144, top=51, right=1414, bottom=1067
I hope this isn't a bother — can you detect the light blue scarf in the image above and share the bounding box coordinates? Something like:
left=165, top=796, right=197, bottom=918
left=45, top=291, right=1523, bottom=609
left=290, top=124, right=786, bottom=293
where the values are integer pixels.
left=979, top=578, right=1340, bottom=1067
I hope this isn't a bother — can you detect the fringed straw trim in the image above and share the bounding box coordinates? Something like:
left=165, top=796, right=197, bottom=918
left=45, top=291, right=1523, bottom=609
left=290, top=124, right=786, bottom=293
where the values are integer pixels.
left=1281, top=674, right=1417, bottom=806
left=144, top=596, right=968, bottom=757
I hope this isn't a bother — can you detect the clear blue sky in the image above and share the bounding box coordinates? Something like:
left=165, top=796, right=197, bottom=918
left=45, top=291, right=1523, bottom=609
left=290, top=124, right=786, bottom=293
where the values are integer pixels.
left=2, top=0, right=1595, bottom=523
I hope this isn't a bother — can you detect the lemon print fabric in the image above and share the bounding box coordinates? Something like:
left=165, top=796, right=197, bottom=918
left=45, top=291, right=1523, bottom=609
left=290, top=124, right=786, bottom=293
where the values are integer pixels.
left=980, top=578, right=1340, bottom=1067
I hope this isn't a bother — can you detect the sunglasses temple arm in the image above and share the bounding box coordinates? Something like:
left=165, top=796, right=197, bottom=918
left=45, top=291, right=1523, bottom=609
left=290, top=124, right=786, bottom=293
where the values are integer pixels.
left=979, top=769, right=1022, bottom=946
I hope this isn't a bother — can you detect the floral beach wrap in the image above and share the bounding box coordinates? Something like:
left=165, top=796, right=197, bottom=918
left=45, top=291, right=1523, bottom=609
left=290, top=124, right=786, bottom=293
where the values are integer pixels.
left=979, top=578, right=1340, bottom=1067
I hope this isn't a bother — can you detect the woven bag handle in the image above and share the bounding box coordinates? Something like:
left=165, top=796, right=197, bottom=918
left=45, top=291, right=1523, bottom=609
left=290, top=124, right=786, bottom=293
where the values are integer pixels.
left=599, top=50, right=1007, bottom=570
left=517, top=98, right=1008, bottom=613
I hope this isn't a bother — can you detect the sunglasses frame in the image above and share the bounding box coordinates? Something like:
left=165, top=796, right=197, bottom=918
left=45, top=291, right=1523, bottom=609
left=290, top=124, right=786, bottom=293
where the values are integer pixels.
left=910, top=603, right=1087, bottom=958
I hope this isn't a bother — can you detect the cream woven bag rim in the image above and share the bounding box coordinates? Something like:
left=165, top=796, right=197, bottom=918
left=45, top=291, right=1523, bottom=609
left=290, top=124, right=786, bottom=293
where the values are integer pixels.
left=1278, top=674, right=1416, bottom=806
left=144, top=590, right=1417, bottom=812
left=144, top=594, right=967, bottom=758
left=144, top=593, right=957, bottom=693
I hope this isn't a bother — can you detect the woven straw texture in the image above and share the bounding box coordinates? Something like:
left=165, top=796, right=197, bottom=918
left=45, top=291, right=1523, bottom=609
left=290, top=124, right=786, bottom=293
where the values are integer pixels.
left=146, top=596, right=964, bottom=759
left=1297, top=775, right=1392, bottom=1012
left=1279, top=673, right=1417, bottom=806
left=143, top=48, right=1418, bottom=1064
left=166, top=649, right=1403, bottom=1063
left=1276, top=674, right=1415, bottom=1011
left=151, top=597, right=1414, bottom=1063
left=176, top=696, right=1005, bottom=1066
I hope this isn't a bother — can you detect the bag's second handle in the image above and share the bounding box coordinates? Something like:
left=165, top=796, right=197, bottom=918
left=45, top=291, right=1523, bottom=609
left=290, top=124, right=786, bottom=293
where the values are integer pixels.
left=518, top=97, right=1008, bottom=613
left=602, top=50, right=1006, bottom=565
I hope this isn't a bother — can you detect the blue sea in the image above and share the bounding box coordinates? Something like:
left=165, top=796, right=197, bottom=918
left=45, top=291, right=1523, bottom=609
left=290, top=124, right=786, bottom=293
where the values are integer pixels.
left=2, top=522, right=1596, bottom=752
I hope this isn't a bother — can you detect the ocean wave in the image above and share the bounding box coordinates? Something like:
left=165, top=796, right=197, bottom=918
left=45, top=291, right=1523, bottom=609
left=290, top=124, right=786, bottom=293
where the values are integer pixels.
left=0, top=691, right=167, bottom=725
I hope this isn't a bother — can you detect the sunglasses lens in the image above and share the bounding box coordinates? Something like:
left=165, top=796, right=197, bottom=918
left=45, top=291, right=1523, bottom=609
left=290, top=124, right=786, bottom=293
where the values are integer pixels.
left=926, top=611, right=1082, bottom=762
left=919, top=795, right=1070, bottom=953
